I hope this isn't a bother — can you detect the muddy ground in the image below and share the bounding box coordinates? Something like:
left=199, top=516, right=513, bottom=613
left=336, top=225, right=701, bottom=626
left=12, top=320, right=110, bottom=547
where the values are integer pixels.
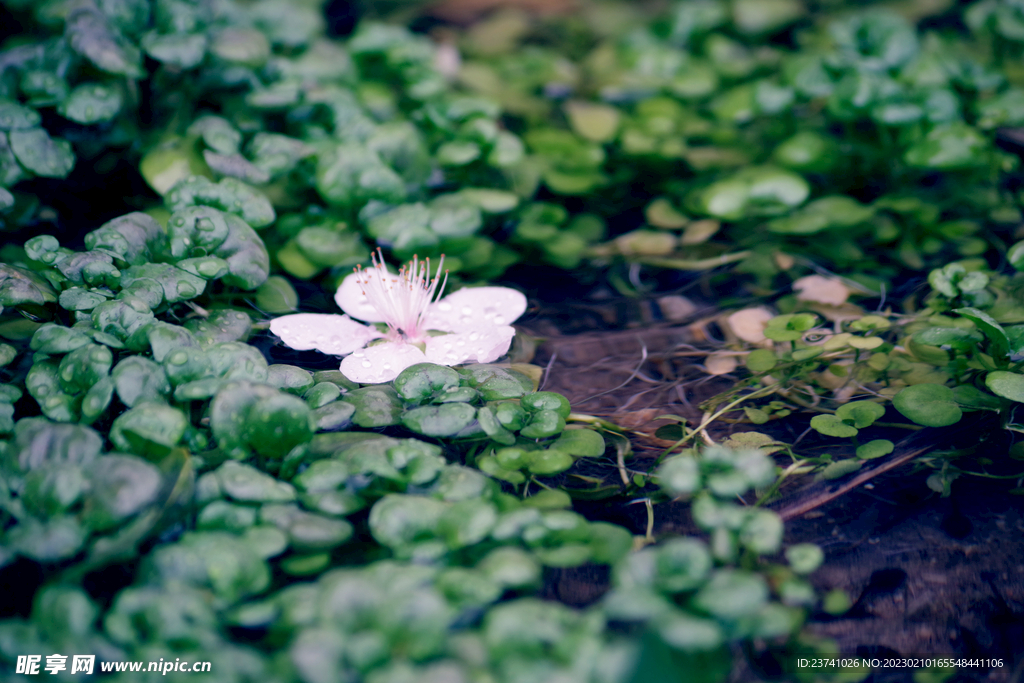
left=519, top=283, right=1024, bottom=683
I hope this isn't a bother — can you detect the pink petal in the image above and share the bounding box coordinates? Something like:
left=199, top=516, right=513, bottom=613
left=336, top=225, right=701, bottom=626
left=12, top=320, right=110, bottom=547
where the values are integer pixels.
left=423, top=286, right=527, bottom=333
left=424, top=326, right=516, bottom=366
left=340, top=342, right=427, bottom=384
left=334, top=271, right=400, bottom=323
left=270, top=313, right=381, bottom=356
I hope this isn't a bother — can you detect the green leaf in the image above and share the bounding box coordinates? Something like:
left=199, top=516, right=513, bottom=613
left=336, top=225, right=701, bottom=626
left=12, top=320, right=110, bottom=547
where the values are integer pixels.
left=393, top=363, right=461, bottom=403
left=437, top=499, right=498, bottom=549
left=84, top=212, right=163, bottom=266
left=819, top=459, right=862, bottom=480
left=564, top=101, right=621, bottom=142
left=550, top=428, right=605, bottom=456
left=835, top=400, right=885, bottom=428
left=368, top=494, right=447, bottom=549
left=259, top=505, right=353, bottom=552
left=267, top=364, right=314, bottom=395
left=525, top=449, right=574, bottom=475
left=520, top=391, right=572, bottom=418
left=22, top=464, right=87, bottom=516
left=141, top=31, right=208, bottom=69
left=654, top=538, right=712, bottom=592
left=66, top=3, right=144, bottom=77
left=660, top=456, right=703, bottom=501
left=343, top=385, right=403, bottom=428
left=109, top=402, right=188, bottom=459
left=216, top=461, right=296, bottom=504
left=785, top=543, right=824, bottom=574
left=892, top=384, right=963, bottom=427
left=520, top=409, right=566, bottom=438
left=692, top=569, right=769, bottom=620
left=954, top=307, right=1010, bottom=359
left=184, top=309, right=252, bottom=346
left=904, top=123, right=989, bottom=170
left=0, top=98, right=41, bottom=130
left=809, top=414, right=858, bottom=438
left=58, top=83, right=123, bottom=124
left=30, top=324, right=91, bottom=355
left=9, top=128, right=75, bottom=178
left=12, top=418, right=102, bottom=471
left=243, top=391, right=315, bottom=458
left=82, top=454, right=163, bottom=531
left=0, top=264, right=57, bottom=308
left=985, top=371, right=1024, bottom=403
left=165, top=207, right=270, bottom=289
left=402, top=403, right=477, bottom=437
left=739, top=510, right=783, bottom=554
left=7, top=517, right=88, bottom=562
left=856, top=439, right=894, bottom=460
left=952, top=384, right=1005, bottom=411
left=1009, top=241, right=1024, bottom=271
left=745, top=349, right=777, bottom=373
left=763, top=313, right=817, bottom=342
left=167, top=176, right=275, bottom=229
left=142, top=532, right=270, bottom=603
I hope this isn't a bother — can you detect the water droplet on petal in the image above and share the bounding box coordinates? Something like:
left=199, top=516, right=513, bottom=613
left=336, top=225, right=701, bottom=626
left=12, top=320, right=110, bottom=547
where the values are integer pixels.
left=361, top=360, right=372, bottom=368
left=469, top=332, right=479, bottom=341
left=461, top=306, right=473, bottom=315
left=493, top=316, right=505, bottom=324
left=438, top=302, right=452, bottom=311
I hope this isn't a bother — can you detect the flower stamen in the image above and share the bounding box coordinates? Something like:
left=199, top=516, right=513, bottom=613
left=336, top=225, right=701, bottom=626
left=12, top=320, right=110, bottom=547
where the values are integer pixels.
left=354, top=249, right=447, bottom=343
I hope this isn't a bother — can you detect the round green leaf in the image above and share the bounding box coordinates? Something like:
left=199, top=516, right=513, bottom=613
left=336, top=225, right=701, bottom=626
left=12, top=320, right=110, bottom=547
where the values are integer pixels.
left=856, top=439, right=894, bottom=460
left=892, top=383, right=963, bottom=426
left=58, top=83, right=123, bottom=124
left=402, top=403, right=477, bottom=437
left=691, top=569, right=769, bottom=620
left=394, top=363, right=461, bottom=403
left=809, top=414, right=858, bottom=438
left=835, top=400, right=885, bottom=428
left=785, top=543, right=824, bottom=574
left=520, top=409, right=566, bottom=438
left=550, top=428, right=605, bottom=456
left=525, top=449, right=574, bottom=475
left=985, top=371, right=1024, bottom=403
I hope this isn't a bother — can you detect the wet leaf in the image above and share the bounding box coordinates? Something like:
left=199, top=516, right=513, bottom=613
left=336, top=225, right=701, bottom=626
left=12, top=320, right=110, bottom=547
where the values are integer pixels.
left=142, top=531, right=270, bottom=604
left=342, top=385, right=403, bottom=428
left=166, top=177, right=275, bottom=229
left=216, top=461, right=296, bottom=504
left=525, top=449, right=574, bottom=475
left=7, top=516, right=88, bottom=562
left=141, top=31, right=207, bottom=68
left=402, top=403, right=477, bottom=437
left=66, top=2, right=144, bottom=77
left=58, top=83, right=123, bottom=124
left=369, top=494, right=447, bottom=549
left=259, top=504, right=353, bottom=552
left=109, top=402, right=187, bottom=459
left=0, top=98, right=41, bottom=130
left=0, top=264, right=57, bottom=308
left=82, top=454, right=163, bottom=531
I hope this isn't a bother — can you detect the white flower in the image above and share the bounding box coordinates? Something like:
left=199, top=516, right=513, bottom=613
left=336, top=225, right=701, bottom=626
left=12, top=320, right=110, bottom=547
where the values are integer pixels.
left=269, top=251, right=527, bottom=384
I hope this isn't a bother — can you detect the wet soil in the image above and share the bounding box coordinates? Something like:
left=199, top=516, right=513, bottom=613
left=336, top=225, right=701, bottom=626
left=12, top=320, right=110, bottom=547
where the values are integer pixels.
left=520, top=289, right=1024, bottom=682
